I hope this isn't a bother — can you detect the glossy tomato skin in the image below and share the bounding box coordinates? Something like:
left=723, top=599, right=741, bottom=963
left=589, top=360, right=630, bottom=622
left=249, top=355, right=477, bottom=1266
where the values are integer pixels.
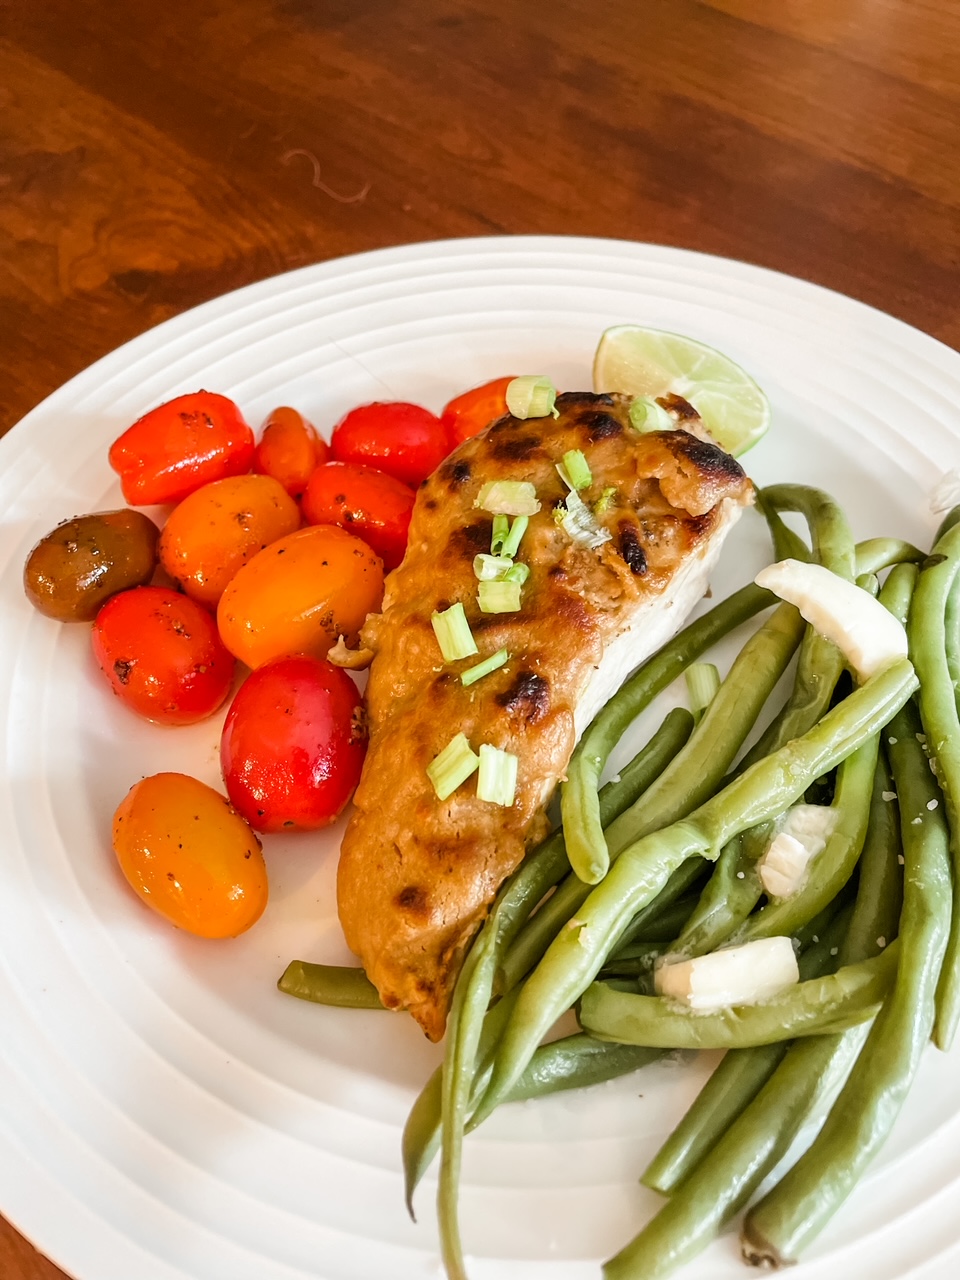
left=330, top=401, right=448, bottom=487
left=441, top=376, right=514, bottom=446
left=92, top=586, right=235, bottom=724
left=217, top=524, right=384, bottom=670
left=253, top=406, right=329, bottom=499
left=158, top=474, right=301, bottom=609
left=301, top=461, right=414, bottom=571
left=221, top=655, right=367, bottom=833
left=108, top=391, right=255, bottom=506
left=113, top=772, right=267, bottom=938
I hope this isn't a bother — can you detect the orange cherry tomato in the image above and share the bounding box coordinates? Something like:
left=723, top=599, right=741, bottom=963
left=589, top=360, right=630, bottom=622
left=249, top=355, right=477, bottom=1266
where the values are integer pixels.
left=301, top=461, right=414, bottom=571
left=253, top=406, right=329, bottom=499
left=113, top=772, right=268, bottom=938
left=158, top=474, right=301, bottom=609
left=217, top=525, right=383, bottom=669
left=92, top=586, right=235, bottom=725
left=108, top=391, right=255, bottom=506
left=441, top=376, right=515, bottom=447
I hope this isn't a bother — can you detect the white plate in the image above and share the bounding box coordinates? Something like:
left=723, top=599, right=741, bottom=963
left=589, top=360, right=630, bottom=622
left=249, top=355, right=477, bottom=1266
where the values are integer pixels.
left=2, top=236, right=960, bottom=1280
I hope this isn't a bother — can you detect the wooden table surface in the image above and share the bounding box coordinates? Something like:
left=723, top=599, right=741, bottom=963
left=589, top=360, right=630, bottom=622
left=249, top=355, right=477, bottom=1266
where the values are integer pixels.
left=2, top=1, right=959, bottom=1276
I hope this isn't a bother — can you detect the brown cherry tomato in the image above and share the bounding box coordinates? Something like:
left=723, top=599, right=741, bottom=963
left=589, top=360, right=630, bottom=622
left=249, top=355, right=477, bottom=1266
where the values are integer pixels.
left=253, top=406, right=329, bottom=498
left=23, top=509, right=159, bottom=622
left=158, top=475, right=301, bottom=610
left=93, top=586, right=235, bottom=724
left=441, top=376, right=515, bottom=446
left=217, top=525, right=383, bottom=670
left=221, top=655, right=367, bottom=833
left=330, top=401, right=448, bottom=487
left=301, top=461, right=414, bottom=572
left=108, top=391, right=255, bottom=506
left=113, top=772, right=267, bottom=938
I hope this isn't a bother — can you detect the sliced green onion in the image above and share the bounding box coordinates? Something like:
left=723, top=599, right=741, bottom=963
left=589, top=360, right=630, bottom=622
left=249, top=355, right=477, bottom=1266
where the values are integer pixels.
left=490, top=514, right=510, bottom=555
left=500, top=515, right=529, bottom=559
left=431, top=602, right=478, bottom=662
left=476, top=743, right=518, bottom=806
left=505, top=375, right=558, bottom=420
left=558, top=489, right=612, bottom=549
left=559, top=449, right=592, bottom=491
left=504, top=562, right=530, bottom=585
left=474, top=553, right=514, bottom=581
left=628, top=396, right=674, bottom=433
left=594, top=486, right=617, bottom=515
left=426, top=733, right=480, bottom=801
left=475, top=480, right=541, bottom=517
left=685, top=661, right=721, bottom=722
left=478, top=580, right=522, bottom=613
left=461, top=648, right=510, bottom=687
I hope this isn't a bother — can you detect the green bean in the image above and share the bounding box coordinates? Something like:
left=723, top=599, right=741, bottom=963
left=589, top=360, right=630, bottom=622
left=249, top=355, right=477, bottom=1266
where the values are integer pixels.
left=614, top=891, right=701, bottom=947
left=759, top=484, right=856, bottom=579
left=759, top=498, right=811, bottom=563
left=277, top=961, right=383, bottom=1008
left=855, top=537, right=924, bottom=574
left=907, top=520, right=960, bottom=1047
left=935, top=503, right=960, bottom=542
left=561, top=583, right=775, bottom=885
left=579, top=943, right=895, bottom=1050
left=509, top=1034, right=662, bottom=1101
left=672, top=828, right=766, bottom=958
left=603, top=1029, right=866, bottom=1280
left=741, top=700, right=951, bottom=1264
left=729, top=734, right=879, bottom=946
left=477, top=658, right=916, bottom=1124
left=840, top=752, right=903, bottom=965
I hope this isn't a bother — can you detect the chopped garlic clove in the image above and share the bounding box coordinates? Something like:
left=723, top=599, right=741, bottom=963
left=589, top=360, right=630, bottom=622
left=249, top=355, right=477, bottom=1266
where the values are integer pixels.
left=754, top=559, right=908, bottom=682
left=655, top=936, right=800, bottom=1011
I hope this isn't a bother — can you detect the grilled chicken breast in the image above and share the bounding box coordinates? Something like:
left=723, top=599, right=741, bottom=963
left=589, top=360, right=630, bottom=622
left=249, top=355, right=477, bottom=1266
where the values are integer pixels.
left=337, top=392, right=753, bottom=1040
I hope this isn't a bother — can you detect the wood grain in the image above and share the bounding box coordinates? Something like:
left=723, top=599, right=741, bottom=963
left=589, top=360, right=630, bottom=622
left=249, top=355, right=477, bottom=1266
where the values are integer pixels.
left=2, top=1, right=959, bottom=1276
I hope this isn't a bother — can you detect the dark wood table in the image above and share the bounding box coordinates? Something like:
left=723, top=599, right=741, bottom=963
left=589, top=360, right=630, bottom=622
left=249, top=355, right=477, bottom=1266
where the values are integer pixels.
left=2, top=1, right=959, bottom=1276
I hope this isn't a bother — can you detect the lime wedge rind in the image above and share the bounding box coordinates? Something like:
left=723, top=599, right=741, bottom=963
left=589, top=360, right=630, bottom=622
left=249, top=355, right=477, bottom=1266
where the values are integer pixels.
left=592, top=325, right=770, bottom=457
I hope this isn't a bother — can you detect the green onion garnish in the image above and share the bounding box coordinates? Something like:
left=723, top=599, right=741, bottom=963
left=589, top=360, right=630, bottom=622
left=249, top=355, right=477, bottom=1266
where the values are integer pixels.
left=505, top=375, right=559, bottom=420
left=475, top=480, right=541, bottom=517
left=461, top=648, right=509, bottom=687
left=503, top=563, right=530, bottom=585
left=629, top=396, right=674, bottom=433
left=431, top=602, right=478, bottom=662
left=593, top=486, right=617, bottom=515
left=474, top=553, right=513, bottom=581
left=491, top=514, right=510, bottom=555
left=685, top=662, right=721, bottom=722
left=558, top=489, right=612, bottom=549
left=476, top=744, right=518, bottom=806
left=559, top=449, right=592, bottom=491
left=426, top=733, right=480, bottom=800
left=478, top=580, right=522, bottom=613
left=500, top=514, right=529, bottom=559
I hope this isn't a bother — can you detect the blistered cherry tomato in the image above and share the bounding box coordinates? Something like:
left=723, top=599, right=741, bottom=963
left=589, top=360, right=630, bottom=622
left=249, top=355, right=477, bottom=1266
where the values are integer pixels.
left=217, top=525, right=383, bottom=670
left=253, top=406, right=329, bottom=499
left=24, top=509, right=159, bottom=622
left=113, top=772, right=267, bottom=938
left=301, top=461, right=414, bottom=571
left=108, top=391, right=255, bottom=506
left=221, top=655, right=366, bottom=833
left=330, top=401, right=448, bottom=487
left=93, top=586, right=235, bottom=724
left=158, top=474, right=300, bottom=609
left=441, top=376, right=515, bottom=446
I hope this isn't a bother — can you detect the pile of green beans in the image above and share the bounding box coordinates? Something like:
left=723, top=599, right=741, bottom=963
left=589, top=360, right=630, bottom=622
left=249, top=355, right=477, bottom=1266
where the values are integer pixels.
left=276, top=483, right=953, bottom=1280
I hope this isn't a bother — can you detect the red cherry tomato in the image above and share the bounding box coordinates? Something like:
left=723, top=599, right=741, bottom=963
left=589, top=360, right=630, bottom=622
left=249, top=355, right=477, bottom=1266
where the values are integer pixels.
left=108, top=391, right=255, bottom=506
left=330, top=402, right=448, bottom=487
left=92, top=586, right=235, bottom=725
left=253, top=406, right=329, bottom=499
left=441, top=376, right=515, bottom=446
left=220, top=655, right=367, bottom=833
left=301, top=461, right=414, bottom=571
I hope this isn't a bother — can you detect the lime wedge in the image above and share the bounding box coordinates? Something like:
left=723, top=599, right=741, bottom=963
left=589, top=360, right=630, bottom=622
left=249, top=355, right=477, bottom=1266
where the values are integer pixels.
left=593, top=325, right=770, bottom=456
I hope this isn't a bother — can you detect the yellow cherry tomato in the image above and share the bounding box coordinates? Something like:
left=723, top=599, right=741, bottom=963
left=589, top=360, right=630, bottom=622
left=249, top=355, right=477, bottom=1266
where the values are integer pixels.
left=113, top=772, right=268, bottom=938
left=158, top=474, right=301, bottom=609
left=216, top=524, right=384, bottom=669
